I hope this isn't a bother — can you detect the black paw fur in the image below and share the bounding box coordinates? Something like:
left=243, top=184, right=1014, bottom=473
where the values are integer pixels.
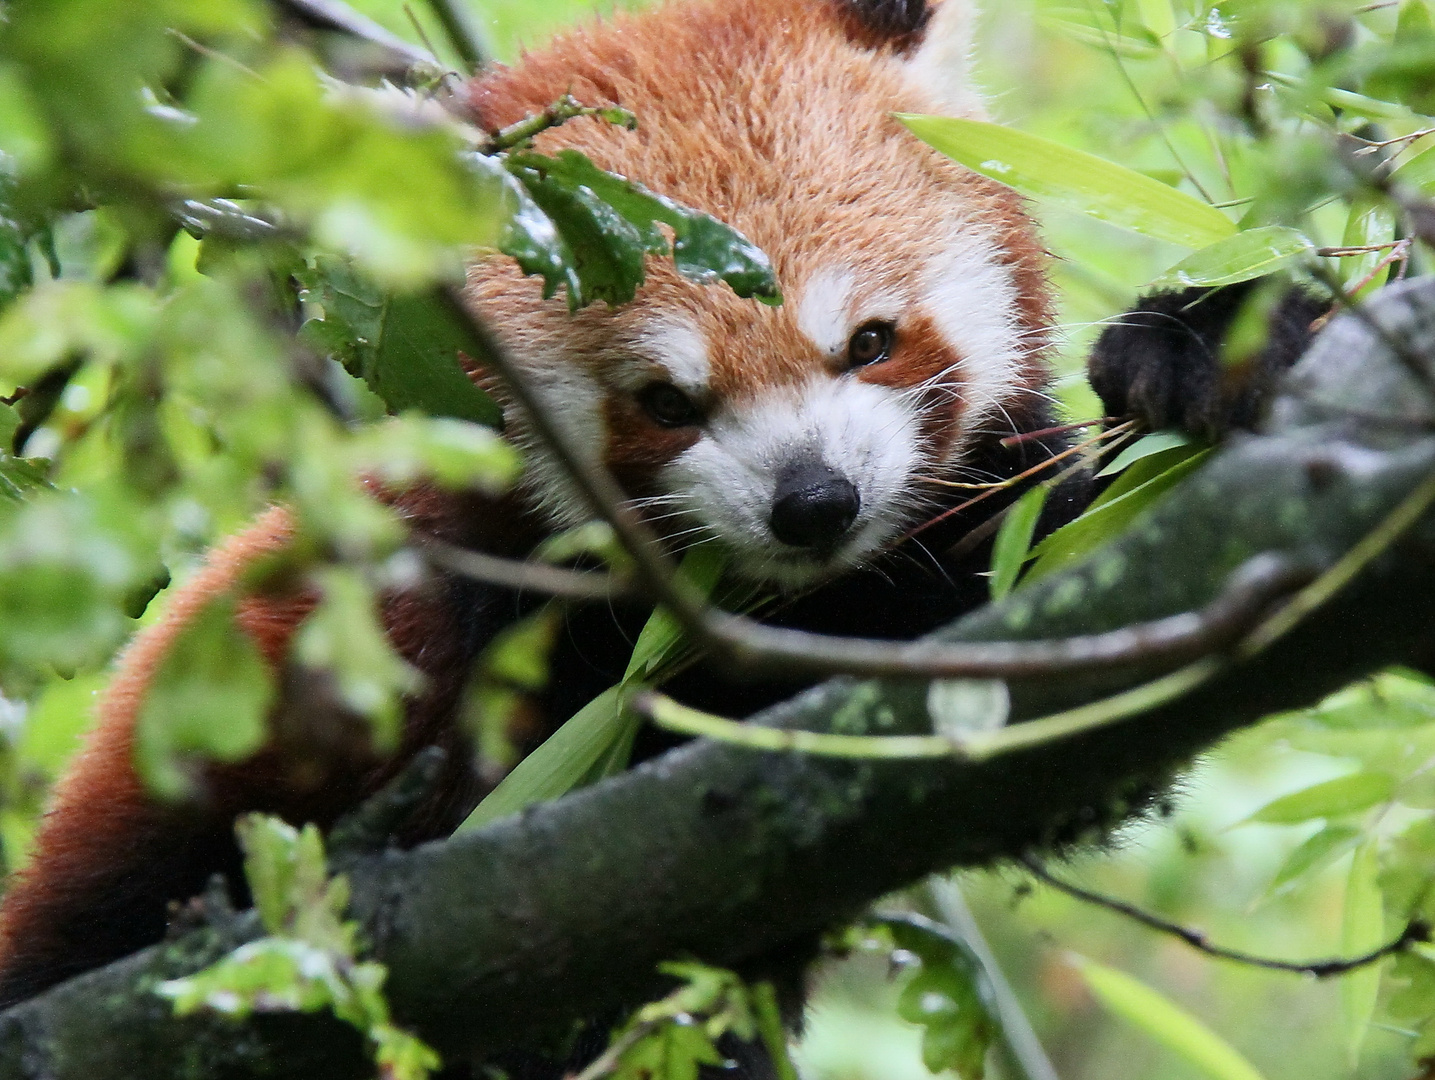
left=1087, top=281, right=1330, bottom=439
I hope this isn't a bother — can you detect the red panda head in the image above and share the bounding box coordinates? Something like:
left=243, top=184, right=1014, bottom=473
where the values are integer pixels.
left=465, top=0, right=1052, bottom=588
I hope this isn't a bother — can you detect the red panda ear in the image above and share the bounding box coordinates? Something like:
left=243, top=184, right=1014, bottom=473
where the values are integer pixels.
left=833, top=0, right=932, bottom=51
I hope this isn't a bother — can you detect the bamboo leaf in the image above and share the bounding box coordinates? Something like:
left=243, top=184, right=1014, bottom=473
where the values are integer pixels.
left=1148, top=227, right=1315, bottom=290
left=1238, top=772, right=1395, bottom=826
left=1073, top=956, right=1266, bottom=1080
left=1341, top=842, right=1385, bottom=1066
left=1096, top=431, right=1193, bottom=478
left=989, top=486, right=1047, bottom=600
left=1262, top=823, right=1363, bottom=900
left=457, top=685, right=633, bottom=832
left=897, top=115, right=1236, bottom=248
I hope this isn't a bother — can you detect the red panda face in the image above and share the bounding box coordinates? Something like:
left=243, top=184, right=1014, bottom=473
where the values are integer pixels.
left=465, top=0, right=1053, bottom=587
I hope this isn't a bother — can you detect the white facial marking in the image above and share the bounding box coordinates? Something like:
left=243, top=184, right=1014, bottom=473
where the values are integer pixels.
left=797, top=266, right=908, bottom=359
left=637, top=317, right=710, bottom=395
left=509, top=355, right=606, bottom=527
left=663, top=378, right=924, bottom=587
left=921, top=227, right=1024, bottom=444
left=797, top=265, right=858, bottom=356
left=900, top=0, right=989, bottom=119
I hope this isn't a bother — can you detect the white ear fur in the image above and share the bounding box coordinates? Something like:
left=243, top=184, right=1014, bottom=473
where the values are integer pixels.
left=902, top=0, right=988, bottom=118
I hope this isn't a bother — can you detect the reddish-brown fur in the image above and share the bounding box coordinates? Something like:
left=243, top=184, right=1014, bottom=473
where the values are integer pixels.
left=0, top=0, right=1059, bottom=1006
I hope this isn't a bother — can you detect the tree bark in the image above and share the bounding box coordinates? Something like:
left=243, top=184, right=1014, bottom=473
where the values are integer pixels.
left=3, top=282, right=1435, bottom=1079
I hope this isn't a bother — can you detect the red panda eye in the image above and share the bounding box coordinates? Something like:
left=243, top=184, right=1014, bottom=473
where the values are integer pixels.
left=637, top=382, right=703, bottom=428
left=848, top=322, right=895, bottom=367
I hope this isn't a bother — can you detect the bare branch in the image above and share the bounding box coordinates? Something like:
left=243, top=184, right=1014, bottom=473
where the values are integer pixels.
left=415, top=533, right=636, bottom=602
left=422, top=0, right=491, bottom=73
left=274, top=0, right=436, bottom=68
left=1020, top=856, right=1430, bottom=978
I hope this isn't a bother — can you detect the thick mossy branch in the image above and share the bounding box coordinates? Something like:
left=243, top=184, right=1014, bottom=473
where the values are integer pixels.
left=3, top=284, right=1435, bottom=1079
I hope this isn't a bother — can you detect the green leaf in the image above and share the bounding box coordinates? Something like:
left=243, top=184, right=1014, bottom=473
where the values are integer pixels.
left=1307, top=672, right=1435, bottom=729
left=457, top=684, right=635, bottom=832
left=293, top=567, right=422, bottom=751
left=1025, top=448, right=1210, bottom=581
left=499, top=148, right=780, bottom=309
left=1393, top=142, right=1435, bottom=194
left=1074, top=956, right=1266, bottom=1080
left=1096, top=431, right=1193, bottom=478
left=1039, top=9, right=1162, bottom=58
left=989, top=486, right=1046, bottom=600
left=614, top=1021, right=724, bottom=1080
left=624, top=544, right=729, bottom=683
left=1340, top=193, right=1397, bottom=297
left=352, top=415, right=520, bottom=493
left=897, top=115, right=1236, bottom=249
left=133, top=597, right=274, bottom=801
left=875, top=915, right=999, bottom=1080
left=298, top=260, right=503, bottom=428
left=1239, top=772, right=1395, bottom=826
left=1148, top=227, right=1315, bottom=290
left=751, top=983, right=799, bottom=1080
left=1341, top=842, right=1385, bottom=1066
left=1263, top=823, right=1363, bottom=900
left=1137, top=0, right=1177, bottom=40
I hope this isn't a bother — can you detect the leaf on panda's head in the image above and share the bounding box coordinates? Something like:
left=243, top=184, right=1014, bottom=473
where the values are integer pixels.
left=478, top=148, right=782, bottom=310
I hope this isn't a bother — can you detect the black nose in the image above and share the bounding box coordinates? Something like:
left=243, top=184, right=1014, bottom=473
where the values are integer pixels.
left=769, top=462, right=861, bottom=550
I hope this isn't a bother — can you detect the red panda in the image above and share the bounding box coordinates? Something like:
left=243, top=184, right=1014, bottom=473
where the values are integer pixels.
left=0, top=0, right=1321, bottom=1026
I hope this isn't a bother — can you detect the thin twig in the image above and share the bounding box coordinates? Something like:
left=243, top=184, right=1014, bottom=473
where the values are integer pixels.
left=1021, top=856, right=1429, bottom=977
left=273, top=0, right=435, bottom=67
left=567, top=1021, right=659, bottom=1080
left=422, top=0, right=490, bottom=72
left=1000, top=418, right=1115, bottom=447
left=481, top=95, right=637, bottom=154
left=416, top=533, right=636, bottom=601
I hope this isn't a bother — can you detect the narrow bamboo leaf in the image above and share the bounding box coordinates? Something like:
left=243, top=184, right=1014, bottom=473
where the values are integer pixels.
left=624, top=544, right=728, bottom=683
left=1137, top=0, right=1177, bottom=39
left=457, top=684, right=633, bottom=832
left=897, top=115, right=1236, bottom=249
left=1148, top=227, right=1315, bottom=290
left=1393, top=142, right=1435, bottom=194
left=1039, top=14, right=1161, bottom=57
left=1239, top=772, right=1395, bottom=826
left=1341, top=842, right=1385, bottom=1066
left=1025, top=450, right=1209, bottom=581
left=1096, top=431, right=1193, bottom=478
left=1263, top=823, right=1363, bottom=900
left=1073, top=956, right=1266, bottom=1080
left=1340, top=194, right=1397, bottom=298
left=989, top=486, right=1047, bottom=600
